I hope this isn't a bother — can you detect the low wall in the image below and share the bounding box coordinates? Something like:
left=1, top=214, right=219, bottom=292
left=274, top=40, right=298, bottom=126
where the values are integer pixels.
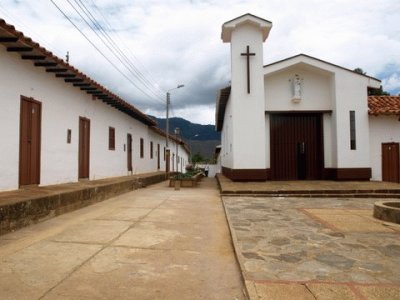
left=0, top=173, right=166, bottom=236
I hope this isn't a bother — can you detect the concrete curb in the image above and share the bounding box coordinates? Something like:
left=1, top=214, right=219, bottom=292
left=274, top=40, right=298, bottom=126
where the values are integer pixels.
left=220, top=195, right=252, bottom=300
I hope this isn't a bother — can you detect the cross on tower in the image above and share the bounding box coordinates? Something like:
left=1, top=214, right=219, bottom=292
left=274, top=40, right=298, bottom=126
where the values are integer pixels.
left=241, top=45, right=255, bottom=94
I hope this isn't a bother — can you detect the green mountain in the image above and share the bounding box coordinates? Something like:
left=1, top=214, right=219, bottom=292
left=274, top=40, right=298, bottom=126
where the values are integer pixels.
left=149, top=116, right=221, bottom=160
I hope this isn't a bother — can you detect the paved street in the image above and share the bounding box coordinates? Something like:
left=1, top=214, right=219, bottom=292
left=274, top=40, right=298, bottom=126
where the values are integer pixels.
left=223, top=196, right=400, bottom=299
left=0, top=178, right=245, bottom=300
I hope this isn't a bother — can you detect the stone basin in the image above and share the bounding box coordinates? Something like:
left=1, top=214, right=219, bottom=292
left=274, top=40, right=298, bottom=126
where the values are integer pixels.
left=373, top=201, right=400, bottom=224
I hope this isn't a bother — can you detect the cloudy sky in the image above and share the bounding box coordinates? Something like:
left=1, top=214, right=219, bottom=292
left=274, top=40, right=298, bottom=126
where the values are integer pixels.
left=1, top=0, right=399, bottom=125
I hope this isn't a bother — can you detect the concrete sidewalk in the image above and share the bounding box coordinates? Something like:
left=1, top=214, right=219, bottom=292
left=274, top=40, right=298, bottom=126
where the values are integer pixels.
left=0, top=172, right=167, bottom=235
left=0, top=178, right=245, bottom=299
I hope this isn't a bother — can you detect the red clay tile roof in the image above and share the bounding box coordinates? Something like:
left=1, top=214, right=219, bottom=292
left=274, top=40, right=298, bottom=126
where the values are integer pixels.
left=0, top=18, right=156, bottom=126
left=368, top=96, right=400, bottom=116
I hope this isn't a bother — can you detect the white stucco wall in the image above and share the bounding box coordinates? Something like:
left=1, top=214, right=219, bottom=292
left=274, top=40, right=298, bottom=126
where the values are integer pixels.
left=0, top=46, right=188, bottom=191
left=220, top=94, right=233, bottom=168
left=333, top=70, right=371, bottom=168
left=369, top=115, right=400, bottom=181
left=264, top=65, right=333, bottom=111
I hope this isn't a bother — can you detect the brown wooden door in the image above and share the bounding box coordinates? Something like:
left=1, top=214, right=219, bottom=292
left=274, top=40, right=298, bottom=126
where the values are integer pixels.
left=382, top=143, right=399, bottom=183
left=270, top=113, right=323, bottom=180
left=157, top=143, right=160, bottom=170
left=19, top=97, right=41, bottom=186
left=78, top=117, right=90, bottom=179
left=166, top=149, right=170, bottom=173
left=127, top=134, right=133, bottom=172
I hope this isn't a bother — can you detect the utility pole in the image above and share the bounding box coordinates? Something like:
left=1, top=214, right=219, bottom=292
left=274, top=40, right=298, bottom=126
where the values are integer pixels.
left=165, top=84, right=184, bottom=175
left=175, top=127, right=180, bottom=173
left=166, top=92, right=170, bottom=149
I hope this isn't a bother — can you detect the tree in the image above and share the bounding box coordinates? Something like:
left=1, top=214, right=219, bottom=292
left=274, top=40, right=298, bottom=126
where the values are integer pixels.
left=368, top=86, right=390, bottom=96
left=353, top=67, right=366, bottom=75
left=354, top=68, right=390, bottom=96
left=191, top=152, right=204, bottom=164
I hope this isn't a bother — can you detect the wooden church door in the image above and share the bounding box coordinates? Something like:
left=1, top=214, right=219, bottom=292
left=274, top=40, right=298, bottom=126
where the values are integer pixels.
left=270, top=113, right=323, bottom=180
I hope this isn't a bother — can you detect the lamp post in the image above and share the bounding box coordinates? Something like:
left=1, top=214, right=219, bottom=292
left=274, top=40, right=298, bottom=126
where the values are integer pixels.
left=175, top=127, right=180, bottom=173
left=166, top=84, right=184, bottom=150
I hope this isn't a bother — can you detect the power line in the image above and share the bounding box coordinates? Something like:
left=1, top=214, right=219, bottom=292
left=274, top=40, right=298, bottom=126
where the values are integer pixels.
left=0, top=4, right=64, bottom=55
left=50, top=0, right=165, bottom=108
left=87, top=0, right=166, bottom=95
left=71, top=0, right=165, bottom=101
left=64, top=0, right=164, bottom=105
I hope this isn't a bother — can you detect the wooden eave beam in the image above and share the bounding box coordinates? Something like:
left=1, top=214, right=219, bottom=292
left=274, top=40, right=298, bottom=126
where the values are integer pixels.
left=0, top=37, right=18, bottom=42
left=80, top=87, right=97, bottom=91
left=46, top=68, right=68, bottom=73
left=56, top=73, right=76, bottom=78
left=65, top=78, right=83, bottom=82
left=34, top=62, right=58, bottom=67
left=7, top=46, right=33, bottom=52
left=87, top=90, right=102, bottom=94
left=73, top=83, right=91, bottom=87
left=21, top=55, right=46, bottom=60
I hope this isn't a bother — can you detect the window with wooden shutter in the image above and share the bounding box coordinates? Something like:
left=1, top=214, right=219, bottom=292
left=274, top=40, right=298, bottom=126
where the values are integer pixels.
left=109, top=127, right=115, bottom=150
left=150, top=141, right=153, bottom=159
left=349, top=111, right=356, bottom=150
left=140, top=138, right=144, bottom=158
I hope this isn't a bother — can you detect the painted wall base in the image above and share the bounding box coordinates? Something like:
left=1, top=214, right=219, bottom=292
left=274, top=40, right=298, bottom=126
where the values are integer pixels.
left=222, top=167, right=270, bottom=181
left=222, top=166, right=371, bottom=181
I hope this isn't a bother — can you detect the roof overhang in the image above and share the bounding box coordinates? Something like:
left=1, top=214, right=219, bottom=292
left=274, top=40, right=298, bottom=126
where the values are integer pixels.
left=222, top=13, right=272, bottom=43
left=0, top=18, right=156, bottom=126
left=215, top=86, right=231, bottom=132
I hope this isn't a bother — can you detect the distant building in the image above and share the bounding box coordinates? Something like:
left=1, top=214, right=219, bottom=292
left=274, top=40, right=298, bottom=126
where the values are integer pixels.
left=0, top=19, right=188, bottom=191
left=216, top=14, right=400, bottom=182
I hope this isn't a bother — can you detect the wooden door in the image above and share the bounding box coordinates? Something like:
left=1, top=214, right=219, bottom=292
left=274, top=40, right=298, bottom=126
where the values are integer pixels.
left=157, top=143, right=160, bottom=170
left=166, top=149, right=170, bottom=173
left=78, top=117, right=90, bottom=179
left=382, top=143, right=399, bottom=183
left=270, top=113, right=323, bottom=180
left=19, top=97, right=41, bottom=186
left=127, top=134, right=133, bottom=172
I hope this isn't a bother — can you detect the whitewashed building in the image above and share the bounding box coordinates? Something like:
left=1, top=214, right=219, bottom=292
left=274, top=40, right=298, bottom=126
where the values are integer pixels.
left=0, top=19, right=189, bottom=191
left=216, top=14, right=400, bottom=182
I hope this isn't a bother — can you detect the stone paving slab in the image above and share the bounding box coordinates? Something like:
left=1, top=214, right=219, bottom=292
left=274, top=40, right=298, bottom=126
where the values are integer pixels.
left=222, top=196, right=400, bottom=299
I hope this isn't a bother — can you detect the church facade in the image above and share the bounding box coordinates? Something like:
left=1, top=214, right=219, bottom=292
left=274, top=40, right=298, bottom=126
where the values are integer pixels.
left=216, top=14, right=400, bottom=182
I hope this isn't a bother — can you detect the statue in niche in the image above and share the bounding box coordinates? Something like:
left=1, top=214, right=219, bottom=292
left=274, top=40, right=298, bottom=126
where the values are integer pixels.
left=291, top=74, right=303, bottom=102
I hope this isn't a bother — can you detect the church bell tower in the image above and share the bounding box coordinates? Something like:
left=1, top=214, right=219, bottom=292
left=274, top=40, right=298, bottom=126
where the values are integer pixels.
left=221, top=14, right=272, bottom=179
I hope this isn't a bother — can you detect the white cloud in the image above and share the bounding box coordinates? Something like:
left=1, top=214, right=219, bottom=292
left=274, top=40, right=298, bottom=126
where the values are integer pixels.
left=382, top=73, right=400, bottom=94
left=0, top=0, right=399, bottom=124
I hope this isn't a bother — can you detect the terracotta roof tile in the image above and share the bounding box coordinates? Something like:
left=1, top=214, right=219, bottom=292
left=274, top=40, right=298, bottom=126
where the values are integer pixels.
left=368, top=96, right=400, bottom=116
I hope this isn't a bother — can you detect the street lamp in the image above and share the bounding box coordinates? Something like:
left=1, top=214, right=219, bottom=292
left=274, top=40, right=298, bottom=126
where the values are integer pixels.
left=166, top=84, right=184, bottom=150
left=175, top=127, right=180, bottom=173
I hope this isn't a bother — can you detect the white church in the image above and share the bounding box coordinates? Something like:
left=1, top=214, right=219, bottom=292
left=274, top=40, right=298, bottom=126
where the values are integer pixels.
left=0, top=18, right=189, bottom=192
left=216, top=14, right=400, bottom=182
